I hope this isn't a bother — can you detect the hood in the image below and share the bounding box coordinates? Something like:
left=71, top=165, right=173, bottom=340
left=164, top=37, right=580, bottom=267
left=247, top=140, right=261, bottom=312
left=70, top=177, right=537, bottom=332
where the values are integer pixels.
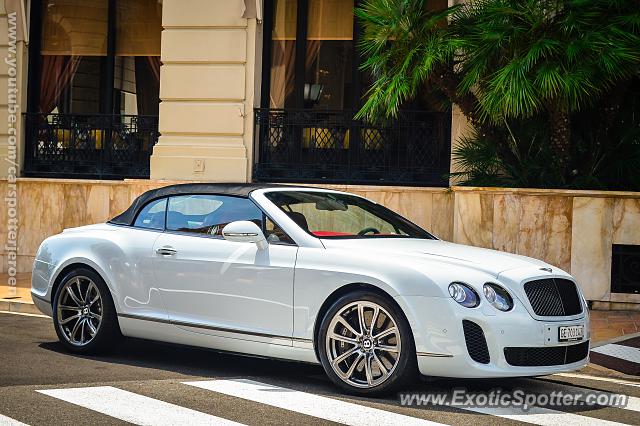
left=320, top=238, right=549, bottom=277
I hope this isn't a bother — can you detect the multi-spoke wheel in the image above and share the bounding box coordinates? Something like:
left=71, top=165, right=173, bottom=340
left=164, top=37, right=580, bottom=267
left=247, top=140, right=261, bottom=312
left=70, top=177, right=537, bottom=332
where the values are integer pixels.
left=318, top=291, right=417, bottom=395
left=53, top=267, right=120, bottom=353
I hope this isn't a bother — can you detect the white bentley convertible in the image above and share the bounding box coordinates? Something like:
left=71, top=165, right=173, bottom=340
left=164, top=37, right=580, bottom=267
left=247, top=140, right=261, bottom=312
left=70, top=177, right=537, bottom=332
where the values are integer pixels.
left=32, top=184, right=589, bottom=394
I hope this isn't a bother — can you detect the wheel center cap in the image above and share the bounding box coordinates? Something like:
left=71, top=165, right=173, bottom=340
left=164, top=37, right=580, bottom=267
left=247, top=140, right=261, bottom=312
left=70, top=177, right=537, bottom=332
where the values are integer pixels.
left=82, top=307, right=89, bottom=315
left=362, top=338, right=372, bottom=350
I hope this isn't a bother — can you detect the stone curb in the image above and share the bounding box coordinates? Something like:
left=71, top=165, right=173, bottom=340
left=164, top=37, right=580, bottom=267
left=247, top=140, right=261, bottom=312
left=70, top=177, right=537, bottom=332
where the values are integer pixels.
left=0, top=299, right=43, bottom=316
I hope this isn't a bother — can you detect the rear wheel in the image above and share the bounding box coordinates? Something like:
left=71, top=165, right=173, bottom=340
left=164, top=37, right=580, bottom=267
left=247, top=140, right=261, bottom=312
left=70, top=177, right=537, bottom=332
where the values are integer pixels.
left=317, top=291, right=417, bottom=395
left=52, top=268, right=120, bottom=354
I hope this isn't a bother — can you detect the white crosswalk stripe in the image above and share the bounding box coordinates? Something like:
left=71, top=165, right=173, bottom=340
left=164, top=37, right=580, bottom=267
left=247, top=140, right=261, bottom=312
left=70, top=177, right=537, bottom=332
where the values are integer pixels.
left=37, top=386, right=245, bottom=426
left=554, top=373, right=640, bottom=388
left=592, top=344, right=640, bottom=363
left=185, top=379, right=446, bottom=426
left=451, top=405, right=627, bottom=426
left=0, top=414, right=28, bottom=426
left=528, top=378, right=640, bottom=412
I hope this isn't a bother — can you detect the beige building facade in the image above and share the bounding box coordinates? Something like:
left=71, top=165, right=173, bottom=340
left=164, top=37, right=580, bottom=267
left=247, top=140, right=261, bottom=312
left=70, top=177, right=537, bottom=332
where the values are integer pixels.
left=151, top=0, right=258, bottom=181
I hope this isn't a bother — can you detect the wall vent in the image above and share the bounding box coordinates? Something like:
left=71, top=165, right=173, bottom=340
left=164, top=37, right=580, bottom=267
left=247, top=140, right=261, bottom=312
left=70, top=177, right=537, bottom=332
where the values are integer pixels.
left=611, top=244, right=640, bottom=294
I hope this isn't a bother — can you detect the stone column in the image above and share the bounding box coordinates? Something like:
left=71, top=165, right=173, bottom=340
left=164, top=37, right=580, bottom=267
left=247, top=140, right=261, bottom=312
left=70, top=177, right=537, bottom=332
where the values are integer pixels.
left=447, top=0, right=473, bottom=186
left=449, top=105, right=474, bottom=185
left=151, top=0, right=257, bottom=181
left=0, top=0, right=27, bottom=179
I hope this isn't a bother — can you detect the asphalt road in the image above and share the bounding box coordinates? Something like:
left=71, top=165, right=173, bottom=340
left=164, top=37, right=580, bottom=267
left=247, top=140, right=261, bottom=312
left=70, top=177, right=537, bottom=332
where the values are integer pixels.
left=1, top=312, right=639, bottom=426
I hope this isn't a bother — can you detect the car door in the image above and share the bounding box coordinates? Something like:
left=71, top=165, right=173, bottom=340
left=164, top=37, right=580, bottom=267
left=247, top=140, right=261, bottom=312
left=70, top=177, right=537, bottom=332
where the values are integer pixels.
left=152, top=194, right=297, bottom=341
left=115, top=197, right=169, bottom=320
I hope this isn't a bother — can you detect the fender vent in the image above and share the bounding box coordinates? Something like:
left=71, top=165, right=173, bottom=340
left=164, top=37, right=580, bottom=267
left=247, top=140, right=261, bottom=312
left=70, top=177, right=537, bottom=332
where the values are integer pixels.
left=462, top=320, right=490, bottom=364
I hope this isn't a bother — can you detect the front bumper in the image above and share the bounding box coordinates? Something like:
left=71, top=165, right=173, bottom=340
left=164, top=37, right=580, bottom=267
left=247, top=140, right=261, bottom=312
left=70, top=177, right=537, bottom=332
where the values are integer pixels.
left=396, top=295, right=589, bottom=378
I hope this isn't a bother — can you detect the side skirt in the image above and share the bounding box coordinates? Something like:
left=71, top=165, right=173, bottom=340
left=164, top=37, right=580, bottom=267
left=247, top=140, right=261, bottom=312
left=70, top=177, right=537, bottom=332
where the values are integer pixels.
left=117, top=313, right=319, bottom=365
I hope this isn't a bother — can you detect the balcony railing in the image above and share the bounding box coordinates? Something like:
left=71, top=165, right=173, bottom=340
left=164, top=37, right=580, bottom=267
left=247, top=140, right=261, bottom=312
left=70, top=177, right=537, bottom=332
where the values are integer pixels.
left=253, top=108, right=451, bottom=186
left=23, top=113, right=159, bottom=179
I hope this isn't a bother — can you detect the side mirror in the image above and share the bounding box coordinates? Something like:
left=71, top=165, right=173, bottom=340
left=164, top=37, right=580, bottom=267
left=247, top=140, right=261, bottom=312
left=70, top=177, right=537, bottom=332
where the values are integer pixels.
left=222, top=221, right=268, bottom=250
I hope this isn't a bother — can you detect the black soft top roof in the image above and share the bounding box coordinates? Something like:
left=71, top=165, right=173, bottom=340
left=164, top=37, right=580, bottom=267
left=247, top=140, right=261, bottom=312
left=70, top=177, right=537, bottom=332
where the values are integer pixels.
left=109, top=182, right=296, bottom=226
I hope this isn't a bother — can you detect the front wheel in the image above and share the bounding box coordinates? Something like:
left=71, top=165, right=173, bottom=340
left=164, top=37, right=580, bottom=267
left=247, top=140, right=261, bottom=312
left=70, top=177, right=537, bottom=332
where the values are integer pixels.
left=317, top=291, right=417, bottom=395
left=52, top=268, right=120, bottom=354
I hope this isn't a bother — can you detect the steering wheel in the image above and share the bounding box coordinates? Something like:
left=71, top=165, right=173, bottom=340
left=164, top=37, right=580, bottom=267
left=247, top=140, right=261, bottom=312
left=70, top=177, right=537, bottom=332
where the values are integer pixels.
left=357, top=227, right=381, bottom=236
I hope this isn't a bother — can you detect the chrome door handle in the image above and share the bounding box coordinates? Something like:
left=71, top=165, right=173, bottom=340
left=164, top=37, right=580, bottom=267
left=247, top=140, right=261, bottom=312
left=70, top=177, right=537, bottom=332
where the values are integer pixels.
left=156, top=246, right=177, bottom=256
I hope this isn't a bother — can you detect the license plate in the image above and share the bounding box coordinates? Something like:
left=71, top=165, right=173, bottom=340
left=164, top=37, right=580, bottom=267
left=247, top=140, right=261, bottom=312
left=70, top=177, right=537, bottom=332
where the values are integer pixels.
left=559, top=325, right=584, bottom=342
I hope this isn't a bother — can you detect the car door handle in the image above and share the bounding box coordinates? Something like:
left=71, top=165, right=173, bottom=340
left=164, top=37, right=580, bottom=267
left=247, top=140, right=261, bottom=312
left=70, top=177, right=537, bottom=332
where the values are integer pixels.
left=156, top=246, right=177, bottom=256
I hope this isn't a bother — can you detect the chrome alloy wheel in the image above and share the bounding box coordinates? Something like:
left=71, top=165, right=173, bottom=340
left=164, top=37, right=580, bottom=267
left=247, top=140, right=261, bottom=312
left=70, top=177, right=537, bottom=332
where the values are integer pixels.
left=325, top=301, right=401, bottom=388
left=56, top=276, right=103, bottom=346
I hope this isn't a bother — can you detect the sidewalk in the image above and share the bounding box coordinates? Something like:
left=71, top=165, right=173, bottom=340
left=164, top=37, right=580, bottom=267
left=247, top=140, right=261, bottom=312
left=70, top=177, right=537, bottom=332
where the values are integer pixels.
left=0, top=273, right=42, bottom=315
left=589, top=310, right=640, bottom=343
left=1, top=273, right=640, bottom=344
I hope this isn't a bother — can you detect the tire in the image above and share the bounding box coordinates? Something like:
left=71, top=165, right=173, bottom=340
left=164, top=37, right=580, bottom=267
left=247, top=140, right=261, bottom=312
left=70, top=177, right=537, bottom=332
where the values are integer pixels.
left=52, top=267, right=121, bottom=354
left=317, top=290, right=418, bottom=396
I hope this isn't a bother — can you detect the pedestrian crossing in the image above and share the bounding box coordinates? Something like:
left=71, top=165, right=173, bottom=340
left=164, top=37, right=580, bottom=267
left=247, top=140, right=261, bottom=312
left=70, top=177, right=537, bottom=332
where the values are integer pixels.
left=36, top=387, right=244, bottom=426
left=555, top=372, right=640, bottom=388
left=592, top=344, right=640, bottom=364
left=186, top=379, right=445, bottom=425
left=2, top=374, right=640, bottom=426
left=450, top=403, right=626, bottom=426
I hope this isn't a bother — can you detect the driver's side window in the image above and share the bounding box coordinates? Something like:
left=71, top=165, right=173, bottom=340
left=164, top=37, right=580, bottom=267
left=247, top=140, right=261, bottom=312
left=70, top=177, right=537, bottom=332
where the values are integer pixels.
left=265, top=217, right=295, bottom=245
left=166, top=195, right=263, bottom=236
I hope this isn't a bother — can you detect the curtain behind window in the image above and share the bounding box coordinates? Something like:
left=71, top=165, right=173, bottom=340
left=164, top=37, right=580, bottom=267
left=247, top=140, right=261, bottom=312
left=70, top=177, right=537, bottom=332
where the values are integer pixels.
left=39, top=0, right=108, bottom=114
left=305, top=0, right=354, bottom=109
left=116, top=0, right=162, bottom=116
left=269, top=0, right=297, bottom=108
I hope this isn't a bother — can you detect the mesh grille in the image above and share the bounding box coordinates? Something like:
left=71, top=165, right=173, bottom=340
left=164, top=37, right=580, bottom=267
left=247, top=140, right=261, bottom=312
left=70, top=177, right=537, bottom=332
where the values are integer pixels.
left=524, top=278, right=582, bottom=316
left=462, top=320, right=490, bottom=364
left=504, top=341, right=589, bottom=366
left=566, top=341, right=591, bottom=364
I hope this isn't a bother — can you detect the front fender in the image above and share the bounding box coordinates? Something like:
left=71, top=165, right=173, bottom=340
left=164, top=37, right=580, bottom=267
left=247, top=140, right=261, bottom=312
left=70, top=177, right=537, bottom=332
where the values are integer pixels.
left=292, top=247, right=447, bottom=341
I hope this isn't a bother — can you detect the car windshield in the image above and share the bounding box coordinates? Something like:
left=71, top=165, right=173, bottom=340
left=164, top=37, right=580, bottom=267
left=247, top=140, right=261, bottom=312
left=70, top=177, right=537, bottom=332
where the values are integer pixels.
left=264, top=191, right=435, bottom=239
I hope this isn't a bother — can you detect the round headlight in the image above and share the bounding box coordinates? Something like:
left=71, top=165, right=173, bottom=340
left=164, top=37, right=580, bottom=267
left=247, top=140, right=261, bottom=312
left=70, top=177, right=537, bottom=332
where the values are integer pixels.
left=448, top=282, right=479, bottom=308
left=483, top=283, right=513, bottom=311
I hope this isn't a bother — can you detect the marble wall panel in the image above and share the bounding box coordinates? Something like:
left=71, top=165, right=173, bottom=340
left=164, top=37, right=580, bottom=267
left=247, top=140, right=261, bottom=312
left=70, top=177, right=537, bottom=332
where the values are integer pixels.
left=454, top=192, right=494, bottom=248
left=542, top=196, right=573, bottom=271
left=571, top=197, right=614, bottom=300
left=516, top=195, right=548, bottom=261
left=0, top=180, right=8, bottom=255
left=612, top=198, right=640, bottom=245
left=492, top=194, right=521, bottom=254
left=431, top=192, right=454, bottom=241
left=17, top=182, right=44, bottom=260
left=86, top=185, right=111, bottom=224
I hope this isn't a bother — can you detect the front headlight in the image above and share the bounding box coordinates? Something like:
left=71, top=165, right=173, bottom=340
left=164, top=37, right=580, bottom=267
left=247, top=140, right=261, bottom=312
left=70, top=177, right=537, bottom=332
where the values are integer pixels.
left=448, top=282, right=479, bottom=308
left=483, top=283, right=513, bottom=311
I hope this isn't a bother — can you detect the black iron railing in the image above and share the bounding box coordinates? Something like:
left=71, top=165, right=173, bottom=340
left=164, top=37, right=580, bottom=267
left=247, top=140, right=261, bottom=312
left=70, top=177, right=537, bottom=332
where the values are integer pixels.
left=23, top=113, right=159, bottom=179
left=253, top=108, right=451, bottom=186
